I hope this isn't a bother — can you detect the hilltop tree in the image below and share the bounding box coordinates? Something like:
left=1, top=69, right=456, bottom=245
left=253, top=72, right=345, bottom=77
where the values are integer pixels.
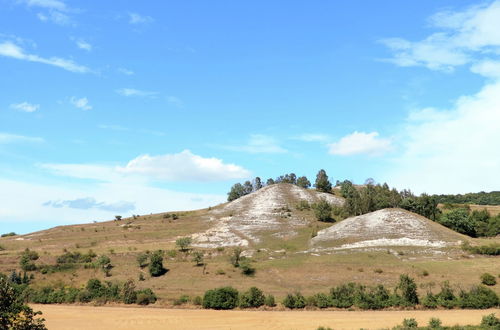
left=296, top=176, right=311, bottom=189
left=253, top=177, right=263, bottom=191
left=266, top=178, right=275, bottom=186
left=314, top=169, right=332, bottom=193
left=243, top=180, right=254, bottom=195
left=227, top=183, right=245, bottom=202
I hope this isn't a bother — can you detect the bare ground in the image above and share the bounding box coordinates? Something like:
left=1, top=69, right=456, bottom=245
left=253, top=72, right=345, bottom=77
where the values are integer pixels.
left=33, top=305, right=499, bottom=330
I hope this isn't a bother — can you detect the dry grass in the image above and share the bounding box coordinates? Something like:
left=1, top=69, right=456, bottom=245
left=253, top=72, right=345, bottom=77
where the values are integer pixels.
left=33, top=304, right=500, bottom=330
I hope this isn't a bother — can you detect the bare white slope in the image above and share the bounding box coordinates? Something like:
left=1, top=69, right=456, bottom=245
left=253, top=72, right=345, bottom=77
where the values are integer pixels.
left=311, top=208, right=463, bottom=250
left=192, top=184, right=344, bottom=248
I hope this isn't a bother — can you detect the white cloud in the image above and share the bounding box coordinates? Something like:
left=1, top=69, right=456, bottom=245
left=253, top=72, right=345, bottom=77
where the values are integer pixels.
left=295, top=133, right=330, bottom=142
left=380, top=1, right=500, bottom=71
left=44, top=197, right=135, bottom=212
left=116, top=88, right=157, bottom=97
left=128, top=13, right=154, bottom=24
left=25, top=0, right=67, bottom=11
left=75, top=39, right=92, bottom=51
left=10, top=102, right=40, bottom=112
left=36, top=10, right=70, bottom=25
left=0, top=132, right=44, bottom=144
left=117, top=150, right=251, bottom=182
left=0, top=41, right=89, bottom=73
left=222, top=134, right=287, bottom=154
left=117, top=67, right=134, bottom=75
left=41, top=150, right=250, bottom=183
left=329, top=131, right=392, bottom=156
left=470, top=59, right=500, bottom=78
left=70, top=97, right=92, bottom=110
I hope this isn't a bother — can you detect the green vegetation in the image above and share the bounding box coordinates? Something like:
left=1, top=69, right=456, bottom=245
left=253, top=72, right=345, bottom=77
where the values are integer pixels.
left=390, top=314, right=499, bottom=329
left=314, top=169, right=332, bottom=193
left=239, top=287, right=265, bottom=308
left=202, top=287, right=239, bottom=310
left=148, top=250, right=166, bottom=277
left=313, top=199, right=334, bottom=222
left=480, top=273, right=497, bottom=286
left=1, top=232, right=17, bottom=237
left=175, top=237, right=192, bottom=251
left=0, top=275, right=47, bottom=330
left=462, top=242, right=500, bottom=255
left=192, top=251, right=204, bottom=266
left=433, top=191, right=500, bottom=205
left=19, top=248, right=39, bottom=271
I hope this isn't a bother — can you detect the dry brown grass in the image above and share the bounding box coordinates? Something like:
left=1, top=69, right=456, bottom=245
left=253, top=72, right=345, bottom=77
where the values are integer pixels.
left=33, top=304, right=500, bottom=330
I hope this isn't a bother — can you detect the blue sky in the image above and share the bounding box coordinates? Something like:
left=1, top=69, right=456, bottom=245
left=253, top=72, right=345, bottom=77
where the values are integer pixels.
left=1, top=0, right=500, bottom=234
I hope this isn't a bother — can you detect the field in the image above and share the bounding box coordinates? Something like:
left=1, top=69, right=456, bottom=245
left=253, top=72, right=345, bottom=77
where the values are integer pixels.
left=34, top=304, right=500, bottom=330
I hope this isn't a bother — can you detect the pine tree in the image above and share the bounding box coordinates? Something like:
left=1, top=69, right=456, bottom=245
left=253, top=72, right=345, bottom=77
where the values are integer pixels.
left=314, top=169, right=332, bottom=193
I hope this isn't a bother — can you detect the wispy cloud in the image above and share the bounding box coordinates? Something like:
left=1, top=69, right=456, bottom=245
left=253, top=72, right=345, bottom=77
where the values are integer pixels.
left=10, top=102, right=40, bottom=112
left=70, top=97, right=92, bottom=110
left=0, top=41, right=89, bottom=73
left=329, top=131, right=392, bottom=156
left=43, top=197, right=135, bottom=212
left=21, top=0, right=74, bottom=26
left=25, top=0, right=68, bottom=11
left=98, top=124, right=128, bottom=131
left=128, top=13, right=154, bottom=24
left=167, top=95, right=183, bottom=107
left=117, top=67, right=134, bottom=75
left=75, top=39, right=92, bottom=51
left=116, top=88, right=157, bottom=97
left=36, top=11, right=71, bottom=25
left=221, top=134, right=287, bottom=154
left=295, top=133, right=330, bottom=142
left=0, top=132, right=44, bottom=144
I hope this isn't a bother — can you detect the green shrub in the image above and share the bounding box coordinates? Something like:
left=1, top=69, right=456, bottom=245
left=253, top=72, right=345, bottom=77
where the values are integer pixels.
left=428, top=317, right=442, bottom=328
left=480, top=273, right=497, bottom=286
left=313, top=199, right=334, bottom=222
left=239, top=259, right=255, bottom=276
left=282, top=292, right=306, bottom=309
left=313, top=293, right=332, bottom=308
left=136, top=253, right=149, bottom=268
left=396, top=274, right=419, bottom=306
left=193, top=296, right=203, bottom=306
left=136, top=289, right=157, bottom=305
left=330, top=283, right=357, bottom=308
left=355, top=285, right=391, bottom=310
left=264, top=294, right=276, bottom=307
left=316, top=327, right=332, bottom=330
left=149, top=250, right=166, bottom=277
left=436, top=281, right=457, bottom=309
left=1, top=232, right=17, bottom=237
left=122, top=279, right=137, bottom=304
left=230, top=247, right=242, bottom=267
left=203, top=287, right=239, bottom=310
left=459, top=285, right=499, bottom=309
left=239, top=287, right=265, bottom=308
left=422, top=292, right=438, bottom=309
left=296, top=200, right=310, bottom=211
left=481, top=313, right=499, bottom=327
left=192, top=251, right=204, bottom=266
left=173, top=295, right=190, bottom=306
left=402, top=318, right=418, bottom=328
left=175, top=237, right=192, bottom=251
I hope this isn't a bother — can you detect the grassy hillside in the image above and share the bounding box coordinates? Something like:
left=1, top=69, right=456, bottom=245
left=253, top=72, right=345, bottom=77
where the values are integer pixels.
left=1, top=184, right=499, bottom=305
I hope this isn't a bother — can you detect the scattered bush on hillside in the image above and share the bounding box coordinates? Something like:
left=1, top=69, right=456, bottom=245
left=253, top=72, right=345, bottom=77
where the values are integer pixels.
left=230, top=247, right=243, bottom=267
left=480, top=273, right=497, bottom=286
left=395, top=274, right=419, bottom=306
left=193, top=296, right=203, bottom=305
left=136, top=288, right=157, bottom=305
left=19, top=248, right=39, bottom=271
left=192, top=251, right=204, bottom=266
left=459, top=285, right=499, bottom=309
left=1, top=232, right=17, bottom=237
left=136, top=252, right=149, bottom=268
left=173, top=295, right=190, bottom=306
left=462, top=241, right=500, bottom=255
left=56, top=250, right=96, bottom=264
left=313, top=199, right=334, bottom=222
left=282, top=292, right=306, bottom=309
left=175, top=237, right=192, bottom=252
left=203, top=287, right=239, bottom=310
left=264, top=294, right=276, bottom=307
left=239, top=287, right=265, bottom=308
left=239, top=258, right=256, bottom=276
left=148, top=250, right=167, bottom=277
left=435, top=281, right=458, bottom=309
left=296, top=200, right=311, bottom=211
left=96, top=255, right=113, bottom=277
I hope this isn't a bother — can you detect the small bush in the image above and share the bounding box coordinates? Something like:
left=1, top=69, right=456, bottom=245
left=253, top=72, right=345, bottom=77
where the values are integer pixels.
left=422, top=293, right=438, bottom=309
left=192, top=251, right=204, bottom=266
left=173, top=295, right=190, bottom=306
left=396, top=274, right=419, bottom=306
left=296, top=200, right=310, bottom=211
left=402, top=318, right=418, bottom=328
left=230, top=247, right=242, bottom=267
left=149, top=250, right=166, bottom=277
left=436, top=281, right=457, bottom=309
left=239, top=287, right=265, bottom=308
left=428, top=317, right=441, bottom=328
left=313, top=199, right=334, bottom=222
left=330, top=283, right=357, bottom=308
left=481, top=313, right=499, bottom=327
left=176, top=237, right=192, bottom=251
left=136, top=253, right=149, bottom=268
left=193, top=296, right=203, bottom=306
left=313, top=293, right=332, bottom=308
left=264, top=294, right=276, bottom=307
left=203, top=287, right=239, bottom=310
left=239, top=259, right=255, bottom=276
left=374, top=268, right=383, bottom=274
left=282, top=292, right=306, bottom=309
left=481, top=273, right=497, bottom=286
left=459, top=285, right=499, bottom=309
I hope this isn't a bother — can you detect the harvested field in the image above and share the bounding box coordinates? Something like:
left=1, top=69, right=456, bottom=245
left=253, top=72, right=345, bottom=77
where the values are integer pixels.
left=33, top=304, right=500, bottom=330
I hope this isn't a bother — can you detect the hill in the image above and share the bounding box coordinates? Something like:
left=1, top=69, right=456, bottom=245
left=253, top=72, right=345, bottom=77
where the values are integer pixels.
left=0, top=183, right=499, bottom=304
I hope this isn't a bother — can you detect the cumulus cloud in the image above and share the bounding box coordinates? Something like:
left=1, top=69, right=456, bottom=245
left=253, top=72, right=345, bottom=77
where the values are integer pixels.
left=116, top=88, right=157, bottom=97
left=0, top=132, right=44, bottom=144
left=222, top=134, right=287, bottom=154
left=329, top=131, right=392, bottom=156
left=380, top=1, right=500, bottom=71
left=0, top=41, right=89, bottom=73
left=128, top=13, right=154, bottom=24
left=117, top=150, right=251, bottom=182
left=10, top=102, right=40, bottom=112
left=43, top=197, right=135, bottom=212
left=70, top=97, right=92, bottom=110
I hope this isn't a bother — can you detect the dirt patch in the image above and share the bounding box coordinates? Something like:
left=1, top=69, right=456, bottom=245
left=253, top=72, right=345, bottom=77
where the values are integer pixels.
left=33, top=304, right=499, bottom=330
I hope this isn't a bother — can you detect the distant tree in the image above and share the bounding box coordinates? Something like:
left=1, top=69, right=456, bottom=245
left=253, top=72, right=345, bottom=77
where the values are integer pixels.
left=243, top=181, right=254, bottom=195
left=0, top=275, right=47, bottom=329
left=253, top=177, right=263, bottom=191
left=227, top=183, right=245, bottom=202
left=97, top=255, right=113, bottom=276
left=239, top=287, right=265, bottom=308
left=192, top=251, right=204, bottom=266
left=296, top=176, right=311, bottom=189
left=148, top=250, right=166, bottom=277
left=439, top=208, right=476, bottom=237
left=314, top=169, right=332, bottom=193
left=115, top=215, right=122, bottom=221
left=136, top=253, right=149, bottom=268
left=364, top=178, right=376, bottom=185
left=203, top=287, right=239, bottom=310
left=122, top=279, right=137, bottom=304
left=176, top=237, right=192, bottom=252
left=396, top=274, right=419, bottom=306
left=19, top=249, right=39, bottom=271
left=230, top=247, right=243, bottom=267
left=313, top=199, right=334, bottom=222
left=266, top=178, right=275, bottom=186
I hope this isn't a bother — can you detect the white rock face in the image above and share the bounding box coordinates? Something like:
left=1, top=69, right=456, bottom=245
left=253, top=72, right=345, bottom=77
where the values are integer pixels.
left=311, top=208, right=461, bottom=249
left=191, top=184, right=344, bottom=248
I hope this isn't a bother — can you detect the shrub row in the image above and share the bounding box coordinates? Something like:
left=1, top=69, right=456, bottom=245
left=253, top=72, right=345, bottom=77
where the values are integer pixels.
left=202, top=286, right=275, bottom=310
left=18, top=278, right=156, bottom=305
